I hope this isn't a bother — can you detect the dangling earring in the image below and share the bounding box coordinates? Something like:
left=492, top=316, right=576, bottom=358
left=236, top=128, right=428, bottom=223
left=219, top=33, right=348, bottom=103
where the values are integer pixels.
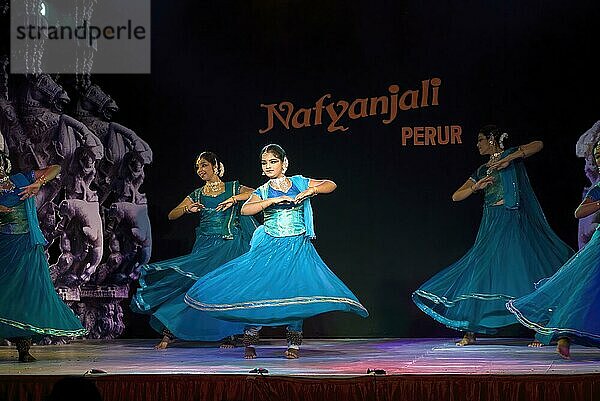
left=262, top=171, right=266, bottom=176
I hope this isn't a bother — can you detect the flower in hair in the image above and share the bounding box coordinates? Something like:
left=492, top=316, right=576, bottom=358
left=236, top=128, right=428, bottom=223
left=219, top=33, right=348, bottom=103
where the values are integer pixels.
left=498, top=132, right=509, bottom=149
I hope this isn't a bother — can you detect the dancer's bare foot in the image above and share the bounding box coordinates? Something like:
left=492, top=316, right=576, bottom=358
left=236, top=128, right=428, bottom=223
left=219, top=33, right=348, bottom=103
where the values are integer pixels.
left=557, top=337, right=571, bottom=359
left=284, top=348, right=299, bottom=359
left=155, top=335, right=173, bottom=350
left=244, top=346, right=257, bottom=359
left=18, top=351, right=36, bottom=363
left=528, top=339, right=543, bottom=347
left=456, top=332, right=476, bottom=346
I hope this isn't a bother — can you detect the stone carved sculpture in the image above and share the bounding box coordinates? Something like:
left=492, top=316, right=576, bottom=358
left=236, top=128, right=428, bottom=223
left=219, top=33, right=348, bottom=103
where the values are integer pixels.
left=0, top=69, right=152, bottom=340
left=74, top=82, right=152, bottom=286
left=91, top=234, right=125, bottom=284
left=0, top=0, right=147, bottom=340
left=70, top=301, right=125, bottom=339
left=15, top=74, right=104, bottom=242
left=51, top=199, right=103, bottom=286
left=74, top=83, right=152, bottom=205
left=69, top=82, right=152, bottom=338
left=103, top=202, right=152, bottom=284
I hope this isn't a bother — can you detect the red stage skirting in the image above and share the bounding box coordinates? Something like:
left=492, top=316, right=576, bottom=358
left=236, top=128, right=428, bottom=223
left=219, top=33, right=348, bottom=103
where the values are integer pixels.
left=2, top=374, right=600, bottom=401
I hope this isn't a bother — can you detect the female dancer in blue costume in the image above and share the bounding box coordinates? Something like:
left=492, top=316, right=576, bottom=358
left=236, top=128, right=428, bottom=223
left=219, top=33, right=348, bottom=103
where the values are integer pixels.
left=0, top=146, right=87, bottom=362
left=131, top=152, right=257, bottom=349
left=507, top=141, right=600, bottom=359
left=185, top=144, right=368, bottom=359
left=412, top=125, right=573, bottom=346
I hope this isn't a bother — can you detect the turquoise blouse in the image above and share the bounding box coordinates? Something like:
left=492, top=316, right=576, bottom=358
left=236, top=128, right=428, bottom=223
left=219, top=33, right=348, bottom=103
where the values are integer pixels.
left=0, top=172, right=35, bottom=235
left=188, top=181, right=242, bottom=239
left=258, top=182, right=306, bottom=237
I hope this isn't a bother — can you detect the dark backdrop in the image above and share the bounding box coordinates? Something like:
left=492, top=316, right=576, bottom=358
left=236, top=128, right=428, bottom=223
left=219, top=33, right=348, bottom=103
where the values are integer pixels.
left=13, top=1, right=600, bottom=338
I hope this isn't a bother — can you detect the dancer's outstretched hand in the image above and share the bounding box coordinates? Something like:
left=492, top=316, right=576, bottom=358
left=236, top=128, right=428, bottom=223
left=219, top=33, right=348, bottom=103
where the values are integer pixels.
left=216, top=197, right=236, bottom=211
left=19, top=181, right=42, bottom=200
left=187, top=202, right=204, bottom=213
left=294, top=188, right=316, bottom=204
left=473, top=175, right=494, bottom=191
left=0, top=205, right=13, bottom=213
left=487, top=156, right=512, bottom=171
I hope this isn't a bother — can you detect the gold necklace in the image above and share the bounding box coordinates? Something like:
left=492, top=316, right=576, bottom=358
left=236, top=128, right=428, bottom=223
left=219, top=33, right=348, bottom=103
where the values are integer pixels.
left=488, top=151, right=502, bottom=164
left=202, top=180, right=225, bottom=197
left=270, top=176, right=291, bottom=192
left=486, top=151, right=503, bottom=175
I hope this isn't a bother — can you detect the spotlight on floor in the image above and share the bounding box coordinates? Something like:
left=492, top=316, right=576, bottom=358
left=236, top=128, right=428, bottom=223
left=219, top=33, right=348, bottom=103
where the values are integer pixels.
left=367, top=368, right=386, bottom=375
left=249, top=368, right=269, bottom=375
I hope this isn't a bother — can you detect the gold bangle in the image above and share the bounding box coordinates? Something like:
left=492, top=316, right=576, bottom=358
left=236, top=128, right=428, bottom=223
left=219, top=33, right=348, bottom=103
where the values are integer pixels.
left=39, top=175, right=47, bottom=186
left=231, top=196, right=237, bottom=204
left=183, top=205, right=189, bottom=213
left=310, top=186, right=318, bottom=195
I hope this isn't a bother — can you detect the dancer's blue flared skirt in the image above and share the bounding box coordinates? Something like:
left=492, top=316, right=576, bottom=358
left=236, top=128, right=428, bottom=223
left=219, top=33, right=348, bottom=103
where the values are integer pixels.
left=131, top=228, right=251, bottom=341
left=413, top=204, right=573, bottom=334
left=0, top=233, right=87, bottom=339
left=507, top=228, right=600, bottom=347
left=185, top=227, right=368, bottom=325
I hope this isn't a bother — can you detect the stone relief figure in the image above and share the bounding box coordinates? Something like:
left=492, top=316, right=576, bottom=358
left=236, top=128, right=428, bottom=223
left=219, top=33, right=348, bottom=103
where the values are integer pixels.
left=64, top=146, right=100, bottom=202
left=72, top=303, right=98, bottom=337
left=96, top=303, right=126, bottom=339
left=74, top=83, right=152, bottom=205
left=113, top=151, right=149, bottom=204
left=49, top=234, right=75, bottom=283
left=575, top=120, right=600, bottom=248
left=16, top=74, right=104, bottom=241
left=91, top=234, right=124, bottom=284
left=0, top=98, right=37, bottom=171
left=73, top=81, right=152, bottom=288
left=104, top=202, right=152, bottom=284
left=52, top=199, right=104, bottom=286
left=71, top=301, right=126, bottom=340
left=0, top=58, right=38, bottom=172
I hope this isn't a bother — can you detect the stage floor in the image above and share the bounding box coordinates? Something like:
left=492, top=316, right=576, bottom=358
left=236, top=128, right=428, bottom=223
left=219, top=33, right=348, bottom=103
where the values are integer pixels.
left=1, top=338, right=600, bottom=376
